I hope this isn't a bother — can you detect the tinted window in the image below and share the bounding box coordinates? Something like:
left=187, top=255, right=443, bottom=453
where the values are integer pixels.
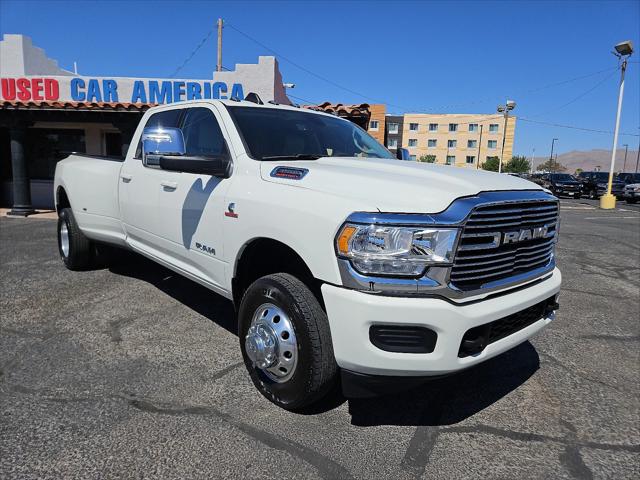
left=550, top=174, right=575, bottom=181
left=135, top=109, right=182, bottom=159
left=180, top=107, right=226, bottom=157
left=227, top=106, right=393, bottom=160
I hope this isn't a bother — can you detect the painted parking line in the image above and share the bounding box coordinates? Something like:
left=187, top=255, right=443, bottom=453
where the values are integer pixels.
left=583, top=216, right=640, bottom=220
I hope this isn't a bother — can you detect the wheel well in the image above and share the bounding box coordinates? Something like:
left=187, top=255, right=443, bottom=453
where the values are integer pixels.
left=56, top=187, right=70, bottom=214
left=232, top=238, right=323, bottom=310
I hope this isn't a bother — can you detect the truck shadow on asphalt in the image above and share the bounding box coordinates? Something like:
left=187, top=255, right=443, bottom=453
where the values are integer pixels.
left=109, top=251, right=540, bottom=427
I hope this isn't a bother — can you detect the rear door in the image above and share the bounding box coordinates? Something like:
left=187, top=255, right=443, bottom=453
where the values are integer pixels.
left=118, top=108, right=183, bottom=250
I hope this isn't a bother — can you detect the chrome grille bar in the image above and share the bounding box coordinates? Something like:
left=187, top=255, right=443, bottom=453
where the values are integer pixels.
left=451, top=199, right=558, bottom=289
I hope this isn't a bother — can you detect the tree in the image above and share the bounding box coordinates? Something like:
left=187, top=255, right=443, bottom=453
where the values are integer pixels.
left=574, top=168, right=583, bottom=176
left=505, top=155, right=531, bottom=173
left=481, top=156, right=500, bottom=172
left=419, top=154, right=436, bottom=163
left=536, top=158, right=567, bottom=172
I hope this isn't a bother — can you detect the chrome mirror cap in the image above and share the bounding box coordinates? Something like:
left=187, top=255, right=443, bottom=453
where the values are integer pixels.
left=141, top=127, right=185, bottom=163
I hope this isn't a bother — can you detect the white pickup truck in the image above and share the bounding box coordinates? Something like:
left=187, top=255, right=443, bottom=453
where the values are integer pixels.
left=54, top=99, right=561, bottom=410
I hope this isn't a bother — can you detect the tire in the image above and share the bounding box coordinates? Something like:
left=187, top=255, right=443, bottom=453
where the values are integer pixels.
left=238, top=273, right=337, bottom=410
left=57, top=207, right=95, bottom=270
left=627, top=198, right=637, bottom=204
left=575, top=194, right=581, bottom=199
left=589, top=189, right=597, bottom=200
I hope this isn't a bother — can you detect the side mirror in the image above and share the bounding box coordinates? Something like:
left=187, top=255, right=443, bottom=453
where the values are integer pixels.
left=142, top=127, right=185, bottom=165
left=159, top=154, right=232, bottom=178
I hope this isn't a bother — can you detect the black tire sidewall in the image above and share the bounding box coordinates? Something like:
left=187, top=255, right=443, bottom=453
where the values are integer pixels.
left=238, top=276, right=321, bottom=409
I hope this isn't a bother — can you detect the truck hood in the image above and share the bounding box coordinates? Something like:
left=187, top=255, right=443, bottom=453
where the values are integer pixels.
left=261, top=156, right=542, bottom=213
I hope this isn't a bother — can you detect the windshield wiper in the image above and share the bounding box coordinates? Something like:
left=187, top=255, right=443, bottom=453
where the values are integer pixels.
left=260, top=154, right=323, bottom=161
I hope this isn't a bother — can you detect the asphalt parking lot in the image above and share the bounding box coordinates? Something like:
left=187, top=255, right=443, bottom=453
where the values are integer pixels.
left=1, top=198, right=639, bottom=479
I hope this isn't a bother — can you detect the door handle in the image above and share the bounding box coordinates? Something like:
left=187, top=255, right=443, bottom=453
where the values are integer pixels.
left=120, top=173, right=133, bottom=182
left=161, top=181, right=178, bottom=190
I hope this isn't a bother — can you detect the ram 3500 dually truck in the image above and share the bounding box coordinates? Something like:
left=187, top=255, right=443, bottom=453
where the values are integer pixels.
left=54, top=99, right=561, bottom=410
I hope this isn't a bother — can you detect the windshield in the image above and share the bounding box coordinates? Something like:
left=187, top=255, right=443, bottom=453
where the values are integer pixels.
left=593, top=172, right=613, bottom=182
left=226, top=106, right=394, bottom=160
left=550, top=174, right=576, bottom=181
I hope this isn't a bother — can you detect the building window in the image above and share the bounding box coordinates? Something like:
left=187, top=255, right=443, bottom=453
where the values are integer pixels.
left=449, top=123, right=458, bottom=132
left=388, top=122, right=399, bottom=134
left=466, top=155, right=476, bottom=164
left=467, top=140, right=477, bottom=149
left=429, top=123, right=438, bottom=132
left=447, top=140, right=457, bottom=148
left=446, top=155, right=455, bottom=165
left=388, top=138, right=398, bottom=148
left=369, top=120, right=379, bottom=131
left=469, top=124, right=478, bottom=132
left=409, top=155, right=416, bottom=161
left=26, top=128, right=86, bottom=180
left=488, top=140, right=498, bottom=149
left=489, top=123, right=499, bottom=133
left=409, top=123, right=419, bottom=131
left=428, top=139, right=437, bottom=148
left=408, top=139, right=418, bottom=147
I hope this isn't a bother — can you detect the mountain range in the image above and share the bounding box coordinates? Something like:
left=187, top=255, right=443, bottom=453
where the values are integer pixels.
left=529, top=148, right=639, bottom=173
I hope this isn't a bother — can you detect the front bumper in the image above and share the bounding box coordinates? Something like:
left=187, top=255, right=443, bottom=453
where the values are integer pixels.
left=321, top=268, right=561, bottom=377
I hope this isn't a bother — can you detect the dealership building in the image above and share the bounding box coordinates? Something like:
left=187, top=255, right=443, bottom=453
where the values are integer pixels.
left=0, top=34, right=292, bottom=213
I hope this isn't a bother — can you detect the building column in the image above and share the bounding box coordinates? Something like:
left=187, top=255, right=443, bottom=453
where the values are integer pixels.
left=7, top=126, right=35, bottom=216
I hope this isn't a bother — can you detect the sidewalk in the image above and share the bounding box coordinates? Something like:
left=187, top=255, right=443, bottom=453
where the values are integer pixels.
left=0, top=208, right=58, bottom=219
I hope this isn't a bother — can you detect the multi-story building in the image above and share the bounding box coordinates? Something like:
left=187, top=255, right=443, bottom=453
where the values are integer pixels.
left=384, top=115, right=404, bottom=154
left=395, top=113, right=516, bottom=168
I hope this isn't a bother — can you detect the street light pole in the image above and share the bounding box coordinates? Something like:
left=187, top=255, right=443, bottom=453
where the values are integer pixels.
left=601, top=40, right=633, bottom=209
left=497, top=100, right=515, bottom=173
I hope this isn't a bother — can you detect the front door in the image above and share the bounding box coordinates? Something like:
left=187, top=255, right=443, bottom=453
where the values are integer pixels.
left=156, top=105, right=233, bottom=289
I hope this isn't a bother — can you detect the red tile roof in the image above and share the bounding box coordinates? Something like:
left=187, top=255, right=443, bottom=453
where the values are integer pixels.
left=1, top=100, right=154, bottom=111
left=304, top=102, right=371, bottom=118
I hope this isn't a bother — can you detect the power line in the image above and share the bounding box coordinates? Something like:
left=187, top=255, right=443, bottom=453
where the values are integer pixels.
left=225, top=23, right=413, bottom=112
left=526, top=68, right=619, bottom=118
left=519, top=117, right=640, bottom=137
left=169, top=29, right=215, bottom=78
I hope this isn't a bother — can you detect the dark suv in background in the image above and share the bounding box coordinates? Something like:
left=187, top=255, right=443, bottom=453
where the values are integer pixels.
left=577, top=171, right=625, bottom=199
left=541, top=173, right=582, bottom=198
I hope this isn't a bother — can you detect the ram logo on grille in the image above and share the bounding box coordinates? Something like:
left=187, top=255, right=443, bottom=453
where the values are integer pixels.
left=502, top=225, right=553, bottom=245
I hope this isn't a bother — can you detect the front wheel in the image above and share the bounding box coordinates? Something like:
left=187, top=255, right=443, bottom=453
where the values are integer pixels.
left=627, top=198, right=637, bottom=204
left=238, top=273, right=337, bottom=410
left=589, top=189, right=598, bottom=199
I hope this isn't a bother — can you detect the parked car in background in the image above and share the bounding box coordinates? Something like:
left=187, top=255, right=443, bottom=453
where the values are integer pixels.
left=529, top=173, right=545, bottom=186
left=617, top=172, right=640, bottom=186
left=576, top=171, right=625, bottom=199
left=541, top=173, right=582, bottom=198
left=617, top=173, right=640, bottom=204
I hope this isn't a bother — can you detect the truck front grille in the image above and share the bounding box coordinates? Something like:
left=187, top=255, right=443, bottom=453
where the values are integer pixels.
left=451, top=200, right=559, bottom=290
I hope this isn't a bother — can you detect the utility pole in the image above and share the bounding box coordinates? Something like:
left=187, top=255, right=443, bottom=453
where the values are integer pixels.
left=497, top=100, right=516, bottom=173
left=216, top=18, right=223, bottom=72
left=636, top=131, right=639, bottom=173
left=476, top=124, right=483, bottom=170
left=549, top=138, right=558, bottom=172
left=602, top=40, right=633, bottom=209
left=622, top=144, right=629, bottom=172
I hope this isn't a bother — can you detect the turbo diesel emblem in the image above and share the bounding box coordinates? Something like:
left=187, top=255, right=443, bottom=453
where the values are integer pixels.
left=502, top=225, right=552, bottom=245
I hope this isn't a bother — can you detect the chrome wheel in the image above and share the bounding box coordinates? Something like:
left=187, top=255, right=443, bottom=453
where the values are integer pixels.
left=245, top=303, right=298, bottom=382
left=59, top=222, right=70, bottom=257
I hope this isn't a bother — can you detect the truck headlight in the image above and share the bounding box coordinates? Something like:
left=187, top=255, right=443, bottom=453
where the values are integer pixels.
left=336, top=224, right=459, bottom=276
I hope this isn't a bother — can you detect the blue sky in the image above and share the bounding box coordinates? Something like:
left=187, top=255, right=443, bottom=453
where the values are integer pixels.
left=1, top=0, right=639, bottom=156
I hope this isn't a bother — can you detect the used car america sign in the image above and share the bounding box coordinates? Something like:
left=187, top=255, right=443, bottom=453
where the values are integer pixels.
left=0, top=76, right=244, bottom=103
